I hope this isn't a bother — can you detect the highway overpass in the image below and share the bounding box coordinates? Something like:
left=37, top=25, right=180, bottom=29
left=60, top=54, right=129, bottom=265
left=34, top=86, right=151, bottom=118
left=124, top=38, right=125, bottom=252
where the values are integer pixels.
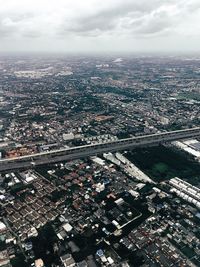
left=0, top=127, right=200, bottom=172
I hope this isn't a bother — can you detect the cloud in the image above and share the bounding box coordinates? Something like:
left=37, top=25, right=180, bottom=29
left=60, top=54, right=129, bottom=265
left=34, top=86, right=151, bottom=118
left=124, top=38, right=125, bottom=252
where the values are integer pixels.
left=60, top=0, right=174, bottom=36
left=0, top=0, right=200, bottom=52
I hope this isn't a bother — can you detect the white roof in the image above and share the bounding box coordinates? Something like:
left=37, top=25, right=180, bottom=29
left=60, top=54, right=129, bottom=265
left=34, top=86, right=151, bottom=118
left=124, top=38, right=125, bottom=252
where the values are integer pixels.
left=63, top=223, right=73, bottom=232
left=0, top=222, right=6, bottom=230
left=107, top=257, right=114, bottom=264
left=25, top=176, right=34, bottom=182
left=35, top=259, right=44, bottom=267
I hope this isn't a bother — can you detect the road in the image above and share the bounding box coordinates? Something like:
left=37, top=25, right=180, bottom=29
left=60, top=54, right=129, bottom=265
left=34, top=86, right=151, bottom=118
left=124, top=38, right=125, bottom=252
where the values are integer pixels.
left=0, top=127, right=200, bottom=172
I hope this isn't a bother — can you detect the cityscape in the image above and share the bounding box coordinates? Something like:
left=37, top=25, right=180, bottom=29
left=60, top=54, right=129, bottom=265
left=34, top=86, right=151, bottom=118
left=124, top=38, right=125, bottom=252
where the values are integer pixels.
left=0, top=0, right=200, bottom=266
left=0, top=55, right=199, bottom=266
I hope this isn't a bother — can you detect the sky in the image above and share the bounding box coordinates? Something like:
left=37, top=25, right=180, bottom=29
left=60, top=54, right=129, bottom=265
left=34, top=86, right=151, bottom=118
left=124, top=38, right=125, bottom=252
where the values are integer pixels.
left=0, top=0, right=200, bottom=54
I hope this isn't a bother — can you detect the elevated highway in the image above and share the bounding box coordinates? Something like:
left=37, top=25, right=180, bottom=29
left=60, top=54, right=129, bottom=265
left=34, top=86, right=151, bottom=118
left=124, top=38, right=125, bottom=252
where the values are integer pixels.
left=1, top=127, right=200, bottom=172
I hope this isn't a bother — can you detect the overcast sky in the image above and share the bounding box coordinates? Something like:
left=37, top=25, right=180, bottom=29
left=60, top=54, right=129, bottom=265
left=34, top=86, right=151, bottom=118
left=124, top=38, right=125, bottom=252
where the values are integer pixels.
left=0, top=0, right=200, bottom=54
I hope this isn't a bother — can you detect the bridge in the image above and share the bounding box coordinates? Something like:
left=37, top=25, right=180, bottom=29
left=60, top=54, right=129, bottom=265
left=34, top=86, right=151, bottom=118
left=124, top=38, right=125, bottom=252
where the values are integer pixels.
left=0, top=127, right=200, bottom=172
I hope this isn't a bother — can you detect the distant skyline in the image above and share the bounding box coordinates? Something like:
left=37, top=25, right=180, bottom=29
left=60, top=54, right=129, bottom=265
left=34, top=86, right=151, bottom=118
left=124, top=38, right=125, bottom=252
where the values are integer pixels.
left=0, top=0, right=200, bottom=54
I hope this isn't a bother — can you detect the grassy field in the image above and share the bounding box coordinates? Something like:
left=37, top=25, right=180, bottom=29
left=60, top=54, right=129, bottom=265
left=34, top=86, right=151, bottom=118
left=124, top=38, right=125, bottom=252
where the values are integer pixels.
left=178, top=92, right=200, bottom=101
left=126, top=145, right=200, bottom=185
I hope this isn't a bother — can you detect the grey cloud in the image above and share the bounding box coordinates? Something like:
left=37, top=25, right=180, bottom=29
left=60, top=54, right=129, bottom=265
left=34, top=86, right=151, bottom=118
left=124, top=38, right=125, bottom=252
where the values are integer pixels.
left=59, top=0, right=199, bottom=38
left=0, top=0, right=200, bottom=53
left=127, top=10, right=174, bottom=36
left=61, top=0, right=167, bottom=35
left=0, top=18, right=16, bottom=37
left=0, top=12, right=40, bottom=39
left=0, top=0, right=196, bottom=39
